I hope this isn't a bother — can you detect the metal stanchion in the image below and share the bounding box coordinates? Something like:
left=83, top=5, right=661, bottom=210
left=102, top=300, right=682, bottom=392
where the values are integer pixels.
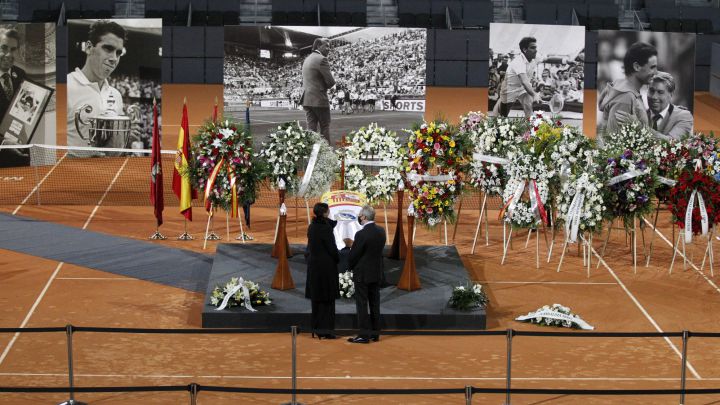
left=680, top=330, right=689, bottom=405
left=505, top=328, right=513, bottom=405
left=189, top=382, right=198, bottom=405
left=464, top=385, right=473, bottom=404
left=57, top=324, right=87, bottom=405
left=282, top=326, right=304, bottom=405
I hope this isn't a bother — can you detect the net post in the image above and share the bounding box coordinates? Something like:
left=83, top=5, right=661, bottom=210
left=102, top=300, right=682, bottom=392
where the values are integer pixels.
left=505, top=328, right=514, bottom=405
left=464, top=385, right=473, bottom=404
left=58, top=324, right=87, bottom=405
left=189, top=382, right=198, bottom=405
left=680, top=330, right=689, bottom=405
left=281, top=325, right=304, bottom=405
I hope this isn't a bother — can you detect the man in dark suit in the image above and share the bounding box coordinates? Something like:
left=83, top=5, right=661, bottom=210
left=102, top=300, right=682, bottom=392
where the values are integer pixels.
left=0, top=28, right=29, bottom=168
left=300, top=37, right=335, bottom=142
left=347, top=205, right=386, bottom=344
left=646, top=71, right=693, bottom=141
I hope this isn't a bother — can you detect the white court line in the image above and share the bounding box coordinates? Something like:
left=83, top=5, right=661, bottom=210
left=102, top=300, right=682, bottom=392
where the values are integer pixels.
left=55, top=277, right=135, bottom=281
left=0, top=372, right=713, bottom=382
left=82, top=157, right=129, bottom=230
left=643, top=217, right=720, bottom=295
left=0, top=262, right=64, bottom=367
left=590, top=246, right=702, bottom=380
left=246, top=112, right=421, bottom=125
left=12, top=152, right=68, bottom=215
left=477, top=281, right=617, bottom=285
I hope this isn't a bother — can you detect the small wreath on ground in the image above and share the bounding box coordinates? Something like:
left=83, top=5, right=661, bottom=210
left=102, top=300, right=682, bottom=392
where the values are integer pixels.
left=209, top=277, right=272, bottom=310
left=668, top=170, right=720, bottom=238
left=501, top=151, right=552, bottom=229
left=257, top=121, right=313, bottom=195
left=515, top=303, right=594, bottom=330
left=448, top=282, right=489, bottom=310
left=344, top=123, right=403, bottom=203
left=603, top=149, right=656, bottom=227
left=405, top=120, right=468, bottom=227
left=188, top=119, right=260, bottom=213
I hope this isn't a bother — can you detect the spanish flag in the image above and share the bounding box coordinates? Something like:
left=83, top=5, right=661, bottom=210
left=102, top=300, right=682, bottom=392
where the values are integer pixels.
left=173, top=98, right=197, bottom=220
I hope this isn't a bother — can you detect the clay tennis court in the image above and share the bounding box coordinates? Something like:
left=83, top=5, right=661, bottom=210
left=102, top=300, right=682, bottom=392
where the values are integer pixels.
left=2, top=88, right=720, bottom=404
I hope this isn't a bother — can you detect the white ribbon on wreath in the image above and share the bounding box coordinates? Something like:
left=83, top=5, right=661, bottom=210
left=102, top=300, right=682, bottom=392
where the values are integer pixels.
left=685, top=188, right=709, bottom=243
left=606, top=169, right=646, bottom=186
left=298, top=142, right=321, bottom=197
left=345, top=158, right=396, bottom=167
left=215, top=277, right=257, bottom=312
left=472, top=153, right=511, bottom=166
left=407, top=173, right=454, bottom=182
left=658, top=176, right=677, bottom=187
left=565, top=190, right=585, bottom=243
left=504, top=179, right=547, bottom=225
left=515, top=309, right=594, bottom=330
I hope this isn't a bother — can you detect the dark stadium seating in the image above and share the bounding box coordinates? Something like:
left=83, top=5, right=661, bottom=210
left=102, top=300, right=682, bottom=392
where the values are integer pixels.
left=525, top=2, right=557, bottom=25
left=461, top=0, right=492, bottom=29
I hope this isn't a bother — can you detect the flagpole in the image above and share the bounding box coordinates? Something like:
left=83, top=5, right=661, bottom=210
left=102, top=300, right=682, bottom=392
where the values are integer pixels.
left=148, top=97, right=165, bottom=240
left=149, top=226, right=166, bottom=240
left=178, top=218, right=193, bottom=240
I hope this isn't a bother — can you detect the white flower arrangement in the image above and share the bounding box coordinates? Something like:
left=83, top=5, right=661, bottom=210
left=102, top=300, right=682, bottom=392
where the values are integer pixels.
left=298, top=130, right=340, bottom=198
left=257, top=121, right=313, bottom=195
left=549, top=126, right=598, bottom=177
left=602, top=121, right=657, bottom=161
left=344, top=123, right=403, bottom=203
left=502, top=151, right=552, bottom=229
left=448, top=282, right=489, bottom=310
left=515, top=303, right=594, bottom=330
left=555, top=171, right=606, bottom=239
left=209, top=277, right=272, bottom=308
left=339, top=271, right=354, bottom=298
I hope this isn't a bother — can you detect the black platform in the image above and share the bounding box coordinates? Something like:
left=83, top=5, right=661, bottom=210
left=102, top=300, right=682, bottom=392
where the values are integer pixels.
left=202, top=243, right=486, bottom=330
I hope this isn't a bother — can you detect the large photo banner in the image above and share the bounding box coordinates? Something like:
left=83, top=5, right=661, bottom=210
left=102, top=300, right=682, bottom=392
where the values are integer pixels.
left=67, top=19, right=162, bottom=157
left=224, top=26, right=427, bottom=145
left=0, top=23, right=56, bottom=168
left=488, top=23, right=586, bottom=128
left=596, top=30, right=696, bottom=142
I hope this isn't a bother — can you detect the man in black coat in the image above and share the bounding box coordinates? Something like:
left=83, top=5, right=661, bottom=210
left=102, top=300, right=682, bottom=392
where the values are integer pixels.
left=347, top=205, right=386, bottom=344
left=0, top=28, right=29, bottom=168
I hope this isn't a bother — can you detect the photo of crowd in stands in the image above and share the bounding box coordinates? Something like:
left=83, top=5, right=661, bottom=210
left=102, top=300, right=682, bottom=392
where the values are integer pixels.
left=224, top=26, right=426, bottom=144
left=596, top=30, right=695, bottom=141
left=67, top=19, right=161, bottom=156
left=0, top=23, right=56, bottom=168
left=488, top=23, right=585, bottom=128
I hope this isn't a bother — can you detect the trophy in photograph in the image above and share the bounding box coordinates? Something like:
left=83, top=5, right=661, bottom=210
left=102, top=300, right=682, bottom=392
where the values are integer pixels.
left=74, top=103, right=140, bottom=149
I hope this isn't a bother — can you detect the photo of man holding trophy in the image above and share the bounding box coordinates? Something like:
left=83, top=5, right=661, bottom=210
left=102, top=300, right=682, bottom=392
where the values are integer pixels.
left=67, top=19, right=160, bottom=157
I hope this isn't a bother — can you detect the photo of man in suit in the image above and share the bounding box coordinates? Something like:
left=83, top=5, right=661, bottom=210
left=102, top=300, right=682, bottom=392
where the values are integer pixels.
left=300, top=37, right=335, bottom=142
left=347, top=205, right=386, bottom=344
left=0, top=28, right=29, bottom=168
left=646, top=71, right=693, bottom=141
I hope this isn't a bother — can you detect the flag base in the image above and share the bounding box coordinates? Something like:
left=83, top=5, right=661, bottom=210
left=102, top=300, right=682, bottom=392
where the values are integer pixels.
left=236, top=233, right=254, bottom=241
left=177, top=232, right=194, bottom=240
left=148, top=231, right=167, bottom=240
left=205, top=231, right=222, bottom=241
left=58, top=400, right=88, bottom=405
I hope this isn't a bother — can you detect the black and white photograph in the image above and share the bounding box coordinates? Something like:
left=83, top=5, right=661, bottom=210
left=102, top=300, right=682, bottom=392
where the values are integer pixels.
left=597, top=30, right=696, bottom=141
left=224, top=26, right=427, bottom=145
left=67, top=19, right=162, bottom=156
left=0, top=23, right=56, bottom=168
left=488, top=23, right=586, bottom=128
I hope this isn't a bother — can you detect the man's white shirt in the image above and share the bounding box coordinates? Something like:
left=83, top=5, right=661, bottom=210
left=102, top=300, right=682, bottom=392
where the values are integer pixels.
left=66, top=68, right=124, bottom=150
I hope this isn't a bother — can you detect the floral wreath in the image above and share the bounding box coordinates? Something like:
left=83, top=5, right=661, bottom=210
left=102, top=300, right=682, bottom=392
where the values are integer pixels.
left=188, top=119, right=260, bottom=214
left=652, top=139, right=690, bottom=201
left=668, top=170, right=720, bottom=239
left=501, top=151, right=551, bottom=229
left=461, top=113, right=527, bottom=196
left=555, top=171, right=606, bottom=242
left=603, top=149, right=656, bottom=227
left=344, top=123, right=403, bottom=203
left=516, top=303, right=594, bottom=330
left=209, top=277, right=272, bottom=309
left=257, top=121, right=314, bottom=195
left=526, top=111, right=563, bottom=159
left=603, top=121, right=657, bottom=161
left=448, top=282, right=489, bottom=311
left=405, top=120, right=468, bottom=227
left=549, top=125, right=598, bottom=176
left=298, top=130, right=340, bottom=198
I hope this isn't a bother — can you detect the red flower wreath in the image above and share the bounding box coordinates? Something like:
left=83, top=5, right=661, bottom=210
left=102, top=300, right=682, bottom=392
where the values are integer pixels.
left=668, top=170, right=720, bottom=235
